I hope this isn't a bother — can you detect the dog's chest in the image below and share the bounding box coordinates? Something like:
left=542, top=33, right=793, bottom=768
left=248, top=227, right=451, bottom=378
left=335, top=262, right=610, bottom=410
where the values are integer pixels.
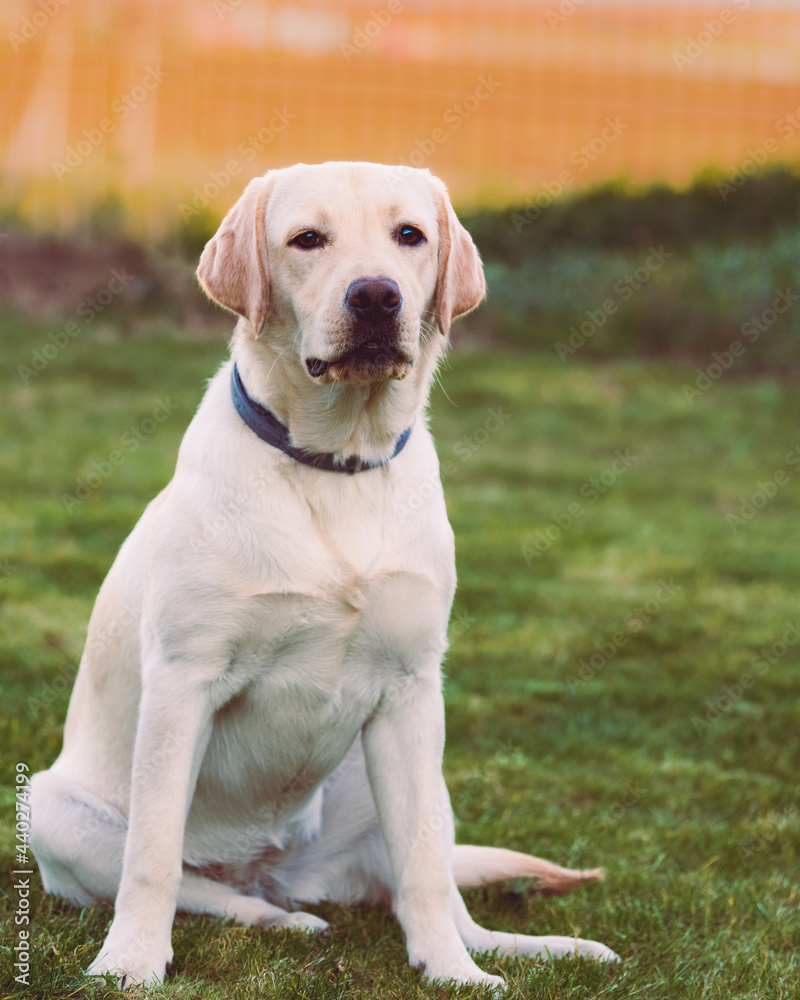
left=190, top=567, right=448, bottom=851
left=181, top=438, right=454, bottom=857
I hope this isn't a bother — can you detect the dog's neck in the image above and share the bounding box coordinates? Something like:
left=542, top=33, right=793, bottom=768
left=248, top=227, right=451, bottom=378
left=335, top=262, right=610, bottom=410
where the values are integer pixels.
left=231, top=323, right=445, bottom=465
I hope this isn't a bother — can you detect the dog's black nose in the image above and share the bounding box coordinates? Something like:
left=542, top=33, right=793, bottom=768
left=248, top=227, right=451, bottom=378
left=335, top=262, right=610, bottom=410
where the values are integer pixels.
left=345, top=277, right=402, bottom=322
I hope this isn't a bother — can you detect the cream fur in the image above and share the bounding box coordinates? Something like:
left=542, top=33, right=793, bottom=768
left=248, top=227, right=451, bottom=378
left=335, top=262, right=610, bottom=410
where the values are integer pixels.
left=30, top=162, right=617, bottom=990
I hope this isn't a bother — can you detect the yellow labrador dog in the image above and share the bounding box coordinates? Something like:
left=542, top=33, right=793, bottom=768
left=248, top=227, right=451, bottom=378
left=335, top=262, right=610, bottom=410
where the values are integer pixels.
left=30, top=162, right=617, bottom=989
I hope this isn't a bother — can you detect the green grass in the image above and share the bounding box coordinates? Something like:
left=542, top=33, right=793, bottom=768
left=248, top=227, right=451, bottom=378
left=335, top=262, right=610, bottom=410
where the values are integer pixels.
left=1, top=311, right=799, bottom=999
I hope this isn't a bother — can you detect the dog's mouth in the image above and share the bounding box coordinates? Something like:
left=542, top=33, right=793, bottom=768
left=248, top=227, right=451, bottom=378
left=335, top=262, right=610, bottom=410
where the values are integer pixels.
left=306, top=341, right=414, bottom=384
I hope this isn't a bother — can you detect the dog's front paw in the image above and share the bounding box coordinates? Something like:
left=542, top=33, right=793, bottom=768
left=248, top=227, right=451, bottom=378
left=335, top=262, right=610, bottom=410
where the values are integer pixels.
left=87, top=955, right=165, bottom=989
left=87, top=929, right=172, bottom=988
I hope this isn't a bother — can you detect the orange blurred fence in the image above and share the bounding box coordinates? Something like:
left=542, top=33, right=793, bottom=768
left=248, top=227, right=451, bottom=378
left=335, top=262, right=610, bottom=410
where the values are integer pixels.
left=2, top=0, right=800, bottom=235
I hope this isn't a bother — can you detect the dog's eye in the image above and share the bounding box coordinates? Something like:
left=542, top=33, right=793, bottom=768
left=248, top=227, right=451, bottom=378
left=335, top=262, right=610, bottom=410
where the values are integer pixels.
left=395, top=225, right=426, bottom=247
left=290, top=230, right=325, bottom=250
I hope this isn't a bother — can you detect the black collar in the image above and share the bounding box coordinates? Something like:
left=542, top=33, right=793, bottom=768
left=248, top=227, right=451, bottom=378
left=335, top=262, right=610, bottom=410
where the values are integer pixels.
left=230, top=364, right=413, bottom=475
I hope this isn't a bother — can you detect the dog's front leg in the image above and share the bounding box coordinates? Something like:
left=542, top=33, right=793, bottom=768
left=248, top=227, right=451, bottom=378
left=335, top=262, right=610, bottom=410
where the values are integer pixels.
left=362, top=673, right=504, bottom=990
left=87, top=664, right=215, bottom=988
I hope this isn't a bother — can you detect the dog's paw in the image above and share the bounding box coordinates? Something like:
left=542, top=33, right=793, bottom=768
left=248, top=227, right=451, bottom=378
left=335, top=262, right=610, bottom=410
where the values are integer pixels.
left=539, top=936, right=621, bottom=964
left=417, top=954, right=505, bottom=992
left=271, top=910, right=330, bottom=934
left=575, top=939, right=620, bottom=963
left=87, top=953, right=167, bottom=989
left=461, top=971, right=505, bottom=992
left=423, top=967, right=505, bottom=992
left=87, top=929, right=172, bottom=988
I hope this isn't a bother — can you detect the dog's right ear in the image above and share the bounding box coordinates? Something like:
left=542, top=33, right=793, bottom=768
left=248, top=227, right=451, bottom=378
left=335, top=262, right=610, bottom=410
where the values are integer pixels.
left=196, top=174, right=274, bottom=338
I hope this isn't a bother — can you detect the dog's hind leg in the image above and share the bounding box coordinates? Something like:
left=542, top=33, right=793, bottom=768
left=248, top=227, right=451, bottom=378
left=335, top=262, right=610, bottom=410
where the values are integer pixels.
left=177, top=873, right=329, bottom=932
left=274, top=743, right=602, bottom=907
left=30, top=769, right=328, bottom=933
left=30, top=769, right=126, bottom=908
left=451, top=882, right=619, bottom=962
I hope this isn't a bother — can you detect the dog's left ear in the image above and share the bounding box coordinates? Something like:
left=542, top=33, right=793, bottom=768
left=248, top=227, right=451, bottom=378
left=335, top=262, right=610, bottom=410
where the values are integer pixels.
left=430, top=175, right=486, bottom=336
left=196, top=173, right=275, bottom=338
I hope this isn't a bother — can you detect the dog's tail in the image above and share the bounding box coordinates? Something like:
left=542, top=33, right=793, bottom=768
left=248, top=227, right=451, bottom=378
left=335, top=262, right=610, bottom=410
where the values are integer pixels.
left=452, top=845, right=603, bottom=895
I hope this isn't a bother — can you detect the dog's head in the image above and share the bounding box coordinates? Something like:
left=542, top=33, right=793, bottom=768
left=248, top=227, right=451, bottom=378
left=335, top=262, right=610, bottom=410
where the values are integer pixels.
left=196, top=162, right=485, bottom=386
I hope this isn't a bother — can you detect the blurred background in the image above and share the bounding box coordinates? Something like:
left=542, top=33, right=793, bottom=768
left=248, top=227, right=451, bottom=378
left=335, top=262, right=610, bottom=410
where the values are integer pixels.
left=2, top=0, right=800, bottom=365
left=4, top=0, right=800, bottom=225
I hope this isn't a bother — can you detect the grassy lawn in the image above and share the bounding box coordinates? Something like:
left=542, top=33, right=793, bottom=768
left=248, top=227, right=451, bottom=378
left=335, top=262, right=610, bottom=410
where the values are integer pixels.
left=1, top=312, right=798, bottom=999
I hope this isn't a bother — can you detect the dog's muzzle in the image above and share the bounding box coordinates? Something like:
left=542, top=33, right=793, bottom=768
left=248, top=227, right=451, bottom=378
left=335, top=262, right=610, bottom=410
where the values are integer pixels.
left=306, top=276, right=413, bottom=383
left=306, top=340, right=413, bottom=383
